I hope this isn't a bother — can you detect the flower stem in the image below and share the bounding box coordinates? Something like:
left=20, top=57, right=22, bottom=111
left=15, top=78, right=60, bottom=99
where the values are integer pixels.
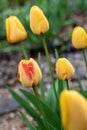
left=82, top=49, right=87, bottom=71
left=65, top=79, right=70, bottom=90
left=21, top=43, right=28, bottom=59
left=33, top=86, right=50, bottom=130
left=41, top=34, right=58, bottom=101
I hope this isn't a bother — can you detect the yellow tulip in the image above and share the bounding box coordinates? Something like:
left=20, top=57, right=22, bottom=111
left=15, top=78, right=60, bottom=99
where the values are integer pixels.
left=55, top=58, right=75, bottom=80
left=72, top=26, right=87, bottom=49
left=30, top=5, right=49, bottom=35
left=18, top=58, right=42, bottom=87
left=6, top=16, right=27, bottom=43
left=60, top=90, right=87, bottom=130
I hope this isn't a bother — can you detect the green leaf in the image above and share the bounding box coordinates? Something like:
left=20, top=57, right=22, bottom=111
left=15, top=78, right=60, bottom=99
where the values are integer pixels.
left=48, top=123, right=57, bottom=130
left=78, top=89, right=87, bottom=99
left=75, top=65, right=84, bottom=93
left=8, top=87, right=45, bottom=130
left=20, top=88, right=39, bottom=110
left=82, top=90, right=87, bottom=99
left=46, top=79, right=65, bottom=111
left=54, top=48, right=59, bottom=60
left=37, top=53, right=45, bottom=98
left=41, top=99, right=61, bottom=129
left=46, top=85, right=57, bottom=111
left=58, top=79, right=66, bottom=95
left=20, top=88, right=61, bottom=129
left=20, top=111, right=37, bottom=130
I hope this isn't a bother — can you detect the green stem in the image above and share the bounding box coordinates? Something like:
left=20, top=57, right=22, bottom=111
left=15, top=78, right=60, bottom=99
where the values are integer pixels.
left=65, top=79, right=70, bottom=90
left=33, top=86, right=50, bottom=130
left=82, top=49, right=87, bottom=71
left=41, top=34, right=58, bottom=101
left=21, top=43, right=28, bottom=59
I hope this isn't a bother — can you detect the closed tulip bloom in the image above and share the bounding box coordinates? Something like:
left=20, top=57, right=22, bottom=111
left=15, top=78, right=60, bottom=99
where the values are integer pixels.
left=72, top=26, right=87, bottom=49
left=55, top=58, right=75, bottom=80
left=6, top=16, right=27, bottom=43
left=18, top=58, right=42, bottom=87
left=30, top=5, right=49, bottom=35
left=60, top=90, right=87, bottom=130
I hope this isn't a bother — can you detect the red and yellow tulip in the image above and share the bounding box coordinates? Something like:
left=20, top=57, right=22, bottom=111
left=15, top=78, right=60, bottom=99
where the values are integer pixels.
left=18, top=58, right=42, bottom=87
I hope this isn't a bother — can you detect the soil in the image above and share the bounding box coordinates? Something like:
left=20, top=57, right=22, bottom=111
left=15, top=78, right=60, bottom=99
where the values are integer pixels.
left=0, top=10, right=87, bottom=130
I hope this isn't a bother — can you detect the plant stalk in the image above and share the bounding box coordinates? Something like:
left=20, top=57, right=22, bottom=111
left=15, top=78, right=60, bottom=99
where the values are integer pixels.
left=82, top=49, right=87, bottom=71
left=65, top=79, right=70, bottom=90
left=41, top=34, right=58, bottom=101
left=33, top=86, right=50, bottom=130
left=21, top=43, right=28, bottom=59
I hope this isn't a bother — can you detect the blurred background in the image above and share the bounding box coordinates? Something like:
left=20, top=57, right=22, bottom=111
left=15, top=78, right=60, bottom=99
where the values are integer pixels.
left=0, top=0, right=87, bottom=53
left=0, top=0, right=87, bottom=130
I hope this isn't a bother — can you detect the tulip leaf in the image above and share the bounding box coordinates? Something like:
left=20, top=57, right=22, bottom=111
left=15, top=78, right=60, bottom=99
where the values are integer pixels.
left=41, top=99, right=61, bottom=129
left=20, top=88, right=39, bottom=110
left=78, top=89, right=87, bottom=99
left=37, top=52, right=45, bottom=98
left=20, top=88, right=61, bottom=129
left=54, top=48, right=59, bottom=60
left=82, top=90, right=87, bottom=99
left=46, top=85, right=58, bottom=111
left=20, top=111, right=37, bottom=130
left=46, top=80, right=64, bottom=111
left=8, top=87, right=45, bottom=130
left=75, top=65, right=84, bottom=93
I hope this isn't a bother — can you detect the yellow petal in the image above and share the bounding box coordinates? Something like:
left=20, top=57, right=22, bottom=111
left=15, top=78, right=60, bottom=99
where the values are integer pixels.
left=30, top=5, right=49, bottom=34
left=6, top=16, right=27, bottom=43
left=6, top=18, right=10, bottom=42
left=72, top=26, right=87, bottom=49
left=60, top=90, right=87, bottom=130
left=55, top=58, right=75, bottom=80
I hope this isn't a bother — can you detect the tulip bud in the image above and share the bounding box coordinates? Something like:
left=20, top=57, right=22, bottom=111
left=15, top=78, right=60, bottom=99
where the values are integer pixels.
left=60, top=90, right=87, bottom=130
left=6, top=16, right=27, bottom=43
left=55, top=58, right=75, bottom=80
left=30, top=5, right=49, bottom=35
left=72, top=26, right=87, bottom=49
left=18, top=58, right=42, bottom=87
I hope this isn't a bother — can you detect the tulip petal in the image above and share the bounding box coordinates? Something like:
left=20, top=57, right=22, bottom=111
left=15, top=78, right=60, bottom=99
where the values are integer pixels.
left=30, top=6, right=49, bottom=34
left=60, top=90, right=87, bottom=130
left=6, top=18, right=10, bottom=42
left=6, top=16, right=27, bottom=43
left=55, top=58, right=75, bottom=80
left=72, top=26, right=87, bottom=49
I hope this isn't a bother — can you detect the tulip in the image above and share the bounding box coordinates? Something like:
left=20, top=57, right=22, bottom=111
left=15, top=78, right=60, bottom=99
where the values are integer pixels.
left=72, top=26, right=87, bottom=49
left=6, top=16, right=27, bottom=43
left=55, top=58, right=75, bottom=80
left=18, top=58, right=42, bottom=87
left=30, top=5, right=49, bottom=35
left=60, top=90, right=87, bottom=130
